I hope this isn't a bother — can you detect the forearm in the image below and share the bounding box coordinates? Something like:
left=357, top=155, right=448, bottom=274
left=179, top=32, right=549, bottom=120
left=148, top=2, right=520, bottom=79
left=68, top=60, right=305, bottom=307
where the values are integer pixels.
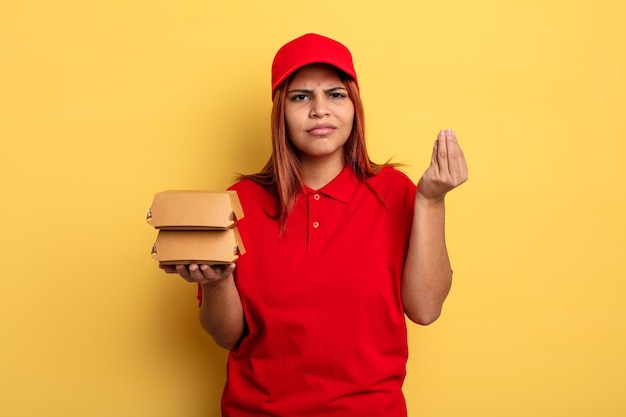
left=199, top=274, right=245, bottom=350
left=402, top=194, right=453, bottom=325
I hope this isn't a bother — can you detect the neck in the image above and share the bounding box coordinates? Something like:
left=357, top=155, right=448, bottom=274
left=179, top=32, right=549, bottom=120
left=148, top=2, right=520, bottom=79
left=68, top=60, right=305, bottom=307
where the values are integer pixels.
left=300, top=155, right=345, bottom=190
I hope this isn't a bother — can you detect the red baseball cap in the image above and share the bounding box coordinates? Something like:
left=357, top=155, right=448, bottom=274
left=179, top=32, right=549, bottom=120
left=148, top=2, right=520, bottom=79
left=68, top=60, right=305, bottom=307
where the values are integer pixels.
left=271, top=33, right=358, bottom=99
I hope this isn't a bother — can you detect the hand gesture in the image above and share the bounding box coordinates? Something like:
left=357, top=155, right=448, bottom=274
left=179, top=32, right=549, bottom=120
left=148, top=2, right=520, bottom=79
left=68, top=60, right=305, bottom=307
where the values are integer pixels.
left=417, top=129, right=468, bottom=200
left=159, top=263, right=236, bottom=285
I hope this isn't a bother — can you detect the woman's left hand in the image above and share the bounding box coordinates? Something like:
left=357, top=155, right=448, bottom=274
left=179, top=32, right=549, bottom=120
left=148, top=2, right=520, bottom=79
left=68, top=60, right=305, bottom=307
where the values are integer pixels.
left=417, top=129, right=468, bottom=200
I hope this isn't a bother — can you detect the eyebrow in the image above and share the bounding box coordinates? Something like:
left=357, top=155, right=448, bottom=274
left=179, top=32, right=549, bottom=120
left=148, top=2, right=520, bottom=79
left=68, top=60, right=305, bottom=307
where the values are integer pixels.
left=287, top=86, right=347, bottom=95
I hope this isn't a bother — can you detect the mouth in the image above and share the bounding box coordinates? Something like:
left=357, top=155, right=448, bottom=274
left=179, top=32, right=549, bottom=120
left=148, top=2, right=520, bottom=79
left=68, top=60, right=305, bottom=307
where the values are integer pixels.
left=307, top=125, right=336, bottom=136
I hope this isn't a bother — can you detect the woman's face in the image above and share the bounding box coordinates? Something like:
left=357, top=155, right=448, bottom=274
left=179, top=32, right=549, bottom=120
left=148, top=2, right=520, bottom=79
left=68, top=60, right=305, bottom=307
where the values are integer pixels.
left=284, top=64, right=355, bottom=164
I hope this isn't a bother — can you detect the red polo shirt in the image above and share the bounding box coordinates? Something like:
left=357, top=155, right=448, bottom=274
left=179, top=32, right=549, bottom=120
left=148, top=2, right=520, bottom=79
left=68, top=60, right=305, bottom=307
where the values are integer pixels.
left=213, top=165, right=416, bottom=416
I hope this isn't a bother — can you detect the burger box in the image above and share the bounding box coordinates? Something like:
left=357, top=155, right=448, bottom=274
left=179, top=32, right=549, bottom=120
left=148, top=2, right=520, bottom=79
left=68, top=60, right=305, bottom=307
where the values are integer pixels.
left=151, top=228, right=246, bottom=265
left=147, top=190, right=244, bottom=230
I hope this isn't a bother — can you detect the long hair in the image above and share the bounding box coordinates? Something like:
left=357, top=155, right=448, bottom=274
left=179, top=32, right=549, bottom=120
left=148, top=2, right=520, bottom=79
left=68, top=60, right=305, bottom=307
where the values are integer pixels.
left=240, top=70, right=388, bottom=232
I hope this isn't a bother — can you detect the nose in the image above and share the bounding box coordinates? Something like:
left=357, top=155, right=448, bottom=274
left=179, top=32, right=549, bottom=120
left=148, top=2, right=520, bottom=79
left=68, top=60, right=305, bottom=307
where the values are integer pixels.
left=309, top=96, right=330, bottom=118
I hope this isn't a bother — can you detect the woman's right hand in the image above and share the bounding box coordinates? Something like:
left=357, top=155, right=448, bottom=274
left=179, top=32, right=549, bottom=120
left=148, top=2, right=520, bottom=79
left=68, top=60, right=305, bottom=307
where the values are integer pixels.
left=159, top=263, right=236, bottom=285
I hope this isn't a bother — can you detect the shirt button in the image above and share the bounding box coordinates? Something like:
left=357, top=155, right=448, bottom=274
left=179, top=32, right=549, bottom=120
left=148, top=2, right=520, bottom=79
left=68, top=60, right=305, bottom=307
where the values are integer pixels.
left=312, top=221, right=320, bottom=228
left=313, top=193, right=320, bottom=201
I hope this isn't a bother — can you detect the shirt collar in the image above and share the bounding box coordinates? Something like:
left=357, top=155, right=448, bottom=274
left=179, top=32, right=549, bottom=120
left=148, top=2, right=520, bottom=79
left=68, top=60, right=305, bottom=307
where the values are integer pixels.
left=303, top=164, right=359, bottom=203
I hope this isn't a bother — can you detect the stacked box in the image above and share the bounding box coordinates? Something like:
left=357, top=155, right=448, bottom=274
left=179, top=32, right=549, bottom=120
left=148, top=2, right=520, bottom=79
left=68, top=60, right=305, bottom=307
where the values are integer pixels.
left=147, top=190, right=245, bottom=265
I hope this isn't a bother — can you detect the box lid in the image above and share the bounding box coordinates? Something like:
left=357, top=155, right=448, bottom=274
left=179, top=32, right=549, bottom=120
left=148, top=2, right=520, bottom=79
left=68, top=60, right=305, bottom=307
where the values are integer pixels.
left=147, top=190, right=244, bottom=230
left=151, top=228, right=246, bottom=265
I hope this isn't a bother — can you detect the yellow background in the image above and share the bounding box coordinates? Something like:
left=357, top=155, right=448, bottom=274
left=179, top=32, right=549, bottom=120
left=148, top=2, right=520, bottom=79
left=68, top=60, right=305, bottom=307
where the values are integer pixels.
left=1, top=0, right=625, bottom=415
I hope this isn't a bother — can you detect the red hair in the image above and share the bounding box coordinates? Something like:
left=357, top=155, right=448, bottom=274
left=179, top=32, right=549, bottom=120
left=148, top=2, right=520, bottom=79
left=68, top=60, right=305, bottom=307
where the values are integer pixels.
left=240, top=71, right=389, bottom=232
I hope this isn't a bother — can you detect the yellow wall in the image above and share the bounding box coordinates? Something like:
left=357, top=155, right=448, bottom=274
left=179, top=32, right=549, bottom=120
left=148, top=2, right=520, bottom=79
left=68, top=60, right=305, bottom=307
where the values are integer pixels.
left=2, top=1, right=625, bottom=415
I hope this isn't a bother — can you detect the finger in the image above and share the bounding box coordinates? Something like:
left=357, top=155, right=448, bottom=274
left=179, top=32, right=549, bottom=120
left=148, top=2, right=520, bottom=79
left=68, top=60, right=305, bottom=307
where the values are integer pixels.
left=218, top=263, right=236, bottom=278
left=199, top=264, right=221, bottom=282
left=204, top=263, right=236, bottom=280
left=437, top=129, right=450, bottom=178
left=445, top=129, right=460, bottom=172
left=446, top=129, right=463, bottom=160
left=453, top=146, right=469, bottom=183
left=188, top=264, right=209, bottom=283
left=159, top=264, right=177, bottom=273
left=445, top=129, right=469, bottom=184
left=176, top=264, right=194, bottom=282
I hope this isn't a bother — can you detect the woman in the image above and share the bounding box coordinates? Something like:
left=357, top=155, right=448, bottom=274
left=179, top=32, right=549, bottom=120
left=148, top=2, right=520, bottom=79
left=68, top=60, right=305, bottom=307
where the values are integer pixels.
left=161, top=33, right=468, bottom=416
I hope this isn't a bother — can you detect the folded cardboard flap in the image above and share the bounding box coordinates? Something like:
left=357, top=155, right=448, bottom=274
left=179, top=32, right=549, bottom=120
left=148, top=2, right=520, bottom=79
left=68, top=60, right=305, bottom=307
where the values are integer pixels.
left=147, top=190, right=244, bottom=230
left=152, top=228, right=246, bottom=265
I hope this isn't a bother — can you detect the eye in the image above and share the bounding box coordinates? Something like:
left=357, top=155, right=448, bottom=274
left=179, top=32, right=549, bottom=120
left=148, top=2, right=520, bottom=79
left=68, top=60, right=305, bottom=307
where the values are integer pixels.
left=329, top=92, right=347, bottom=99
left=289, top=94, right=309, bottom=102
